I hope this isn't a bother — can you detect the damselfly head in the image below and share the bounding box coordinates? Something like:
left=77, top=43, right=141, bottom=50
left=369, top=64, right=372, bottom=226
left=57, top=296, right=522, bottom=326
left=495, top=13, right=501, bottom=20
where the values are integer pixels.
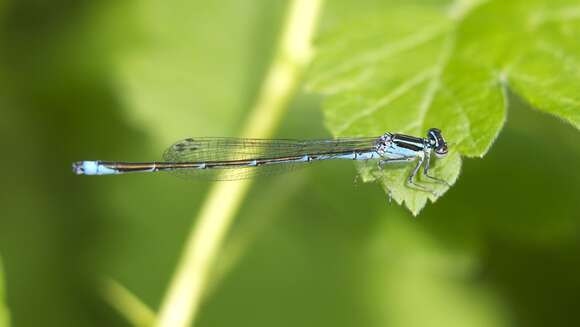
left=427, top=128, right=448, bottom=158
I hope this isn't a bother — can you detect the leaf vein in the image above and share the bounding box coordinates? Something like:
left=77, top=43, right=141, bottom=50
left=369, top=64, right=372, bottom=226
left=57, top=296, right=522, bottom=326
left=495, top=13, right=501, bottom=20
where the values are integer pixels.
left=335, top=69, right=436, bottom=134
left=416, top=34, right=456, bottom=134
left=311, top=24, right=449, bottom=90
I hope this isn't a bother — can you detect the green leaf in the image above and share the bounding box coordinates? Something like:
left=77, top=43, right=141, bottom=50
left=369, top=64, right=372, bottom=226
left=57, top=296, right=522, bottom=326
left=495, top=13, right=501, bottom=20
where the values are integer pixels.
left=307, top=0, right=580, bottom=214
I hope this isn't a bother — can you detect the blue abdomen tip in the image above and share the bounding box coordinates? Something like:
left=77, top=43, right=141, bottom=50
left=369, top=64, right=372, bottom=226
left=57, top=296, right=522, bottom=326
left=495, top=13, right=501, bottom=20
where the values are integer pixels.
left=72, top=161, right=117, bottom=175
left=72, top=161, right=98, bottom=175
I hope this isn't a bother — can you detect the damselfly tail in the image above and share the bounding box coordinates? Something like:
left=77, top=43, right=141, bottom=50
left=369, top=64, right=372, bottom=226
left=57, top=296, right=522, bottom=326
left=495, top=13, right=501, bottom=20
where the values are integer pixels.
left=73, top=137, right=380, bottom=180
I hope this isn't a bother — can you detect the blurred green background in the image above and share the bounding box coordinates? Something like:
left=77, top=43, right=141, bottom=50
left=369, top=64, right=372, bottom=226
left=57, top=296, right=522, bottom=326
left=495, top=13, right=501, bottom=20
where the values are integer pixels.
left=1, top=1, right=580, bottom=326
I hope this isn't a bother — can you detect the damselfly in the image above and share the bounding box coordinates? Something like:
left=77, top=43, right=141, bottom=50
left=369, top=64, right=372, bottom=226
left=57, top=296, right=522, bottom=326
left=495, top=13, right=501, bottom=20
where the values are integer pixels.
left=73, top=128, right=450, bottom=192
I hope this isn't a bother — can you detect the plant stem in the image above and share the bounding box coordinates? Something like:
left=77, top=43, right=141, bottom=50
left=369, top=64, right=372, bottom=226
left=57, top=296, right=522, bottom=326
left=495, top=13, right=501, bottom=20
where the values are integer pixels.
left=0, top=256, right=9, bottom=327
left=155, top=1, right=324, bottom=326
left=102, top=278, right=156, bottom=327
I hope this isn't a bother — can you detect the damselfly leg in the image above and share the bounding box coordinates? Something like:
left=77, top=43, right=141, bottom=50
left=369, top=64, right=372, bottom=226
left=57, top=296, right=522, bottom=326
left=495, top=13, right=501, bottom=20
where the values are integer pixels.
left=406, top=153, right=438, bottom=195
left=378, top=156, right=415, bottom=168
left=378, top=154, right=439, bottom=196
left=423, top=150, right=451, bottom=187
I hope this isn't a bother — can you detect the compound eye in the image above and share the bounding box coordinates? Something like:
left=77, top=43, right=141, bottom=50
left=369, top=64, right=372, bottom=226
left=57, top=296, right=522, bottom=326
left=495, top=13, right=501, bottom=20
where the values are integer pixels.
left=428, top=128, right=441, bottom=136
left=427, top=128, right=440, bottom=141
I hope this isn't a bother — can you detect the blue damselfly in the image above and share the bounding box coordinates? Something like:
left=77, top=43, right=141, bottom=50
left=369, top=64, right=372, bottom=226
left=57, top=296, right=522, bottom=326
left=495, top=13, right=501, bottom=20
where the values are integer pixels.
left=73, top=128, right=450, bottom=192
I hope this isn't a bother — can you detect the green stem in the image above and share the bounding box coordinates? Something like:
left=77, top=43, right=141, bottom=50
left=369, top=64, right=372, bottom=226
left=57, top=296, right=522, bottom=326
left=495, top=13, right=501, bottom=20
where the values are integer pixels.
left=102, top=278, right=156, bottom=327
left=155, top=1, right=324, bottom=326
left=0, top=256, right=10, bottom=327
